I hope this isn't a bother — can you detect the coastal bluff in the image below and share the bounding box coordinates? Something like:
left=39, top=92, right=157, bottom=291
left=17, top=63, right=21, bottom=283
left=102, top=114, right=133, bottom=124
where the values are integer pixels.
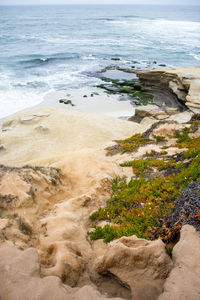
left=137, top=66, right=200, bottom=113
left=0, top=66, right=200, bottom=300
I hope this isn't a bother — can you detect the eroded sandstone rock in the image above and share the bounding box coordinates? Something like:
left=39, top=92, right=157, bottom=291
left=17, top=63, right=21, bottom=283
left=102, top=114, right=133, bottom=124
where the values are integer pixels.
left=93, top=235, right=173, bottom=300
left=164, top=107, right=179, bottom=115
left=0, top=243, right=124, bottom=300
left=0, top=165, right=65, bottom=249
left=129, top=105, right=169, bottom=123
left=167, top=111, right=193, bottom=123
left=0, top=165, right=62, bottom=211
left=158, top=225, right=200, bottom=300
left=137, top=66, right=200, bottom=113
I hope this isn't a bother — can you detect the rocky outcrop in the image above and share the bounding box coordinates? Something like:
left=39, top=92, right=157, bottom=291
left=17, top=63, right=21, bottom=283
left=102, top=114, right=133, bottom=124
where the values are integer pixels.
left=128, top=105, right=193, bottom=125
left=158, top=225, right=200, bottom=300
left=1, top=227, right=199, bottom=300
left=93, top=236, right=173, bottom=300
left=128, top=105, right=169, bottom=123
left=0, top=165, right=61, bottom=211
left=0, top=243, right=124, bottom=300
left=137, top=66, right=200, bottom=113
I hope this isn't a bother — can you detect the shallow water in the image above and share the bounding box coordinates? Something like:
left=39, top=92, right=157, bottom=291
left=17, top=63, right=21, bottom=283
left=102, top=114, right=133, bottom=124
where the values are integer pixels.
left=0, top=5, right=200, bottom=118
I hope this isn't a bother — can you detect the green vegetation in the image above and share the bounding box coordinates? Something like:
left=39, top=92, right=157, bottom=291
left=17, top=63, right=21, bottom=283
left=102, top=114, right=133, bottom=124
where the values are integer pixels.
left=91, top=92, right=99, bottom=97
left=120, top=157, right=182, bottom=176
left=101, top=77, right=113, bottom=83
left=114, top=132, right=167, bottom=153
left=119, top=86, right=135, bottom=94
left=115, top=133, right=151, bottom=153
left=174, top=127, right=191, bottom=143
left=153, top=135, right=166, bottom=143
left=118, top=87, right=153, bottom=105
left=59, top=99, right=75, bottom=106
left=89, top=122, right=200, bottom=243
left=97, top=74, right=154, bottom=105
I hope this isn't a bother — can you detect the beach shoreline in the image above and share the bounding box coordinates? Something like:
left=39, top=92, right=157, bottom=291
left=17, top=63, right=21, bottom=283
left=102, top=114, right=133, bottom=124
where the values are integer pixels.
left=0, top=87, right=135, bottom=127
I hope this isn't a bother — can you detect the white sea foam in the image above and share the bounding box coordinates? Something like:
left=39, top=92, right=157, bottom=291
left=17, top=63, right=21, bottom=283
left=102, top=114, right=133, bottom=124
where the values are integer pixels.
left=189, top=53, right=200, bottom=61
left=0, top=88, right=46, bottom=119
left=81, top=54, right=96, bottom=60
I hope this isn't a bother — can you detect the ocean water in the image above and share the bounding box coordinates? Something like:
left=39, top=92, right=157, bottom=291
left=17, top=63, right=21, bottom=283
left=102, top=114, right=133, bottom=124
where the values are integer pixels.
left=0, top=5, right=200, bottom=118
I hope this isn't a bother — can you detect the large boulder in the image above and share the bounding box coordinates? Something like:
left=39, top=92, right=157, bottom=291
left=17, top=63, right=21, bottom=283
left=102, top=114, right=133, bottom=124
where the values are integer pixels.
left=158, top=225, right=200, bottom=300
left=129, top=105, right=169, bottom=123
left=167, top=111, right=193, bottom=123
left=93, top=235, right=173, bottom=300
left=0, top=243, right=124, bottom=300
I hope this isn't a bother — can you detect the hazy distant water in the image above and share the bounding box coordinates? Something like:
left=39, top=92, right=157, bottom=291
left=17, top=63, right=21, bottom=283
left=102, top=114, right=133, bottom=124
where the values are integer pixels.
left=0, top=5, right=200, bottom=118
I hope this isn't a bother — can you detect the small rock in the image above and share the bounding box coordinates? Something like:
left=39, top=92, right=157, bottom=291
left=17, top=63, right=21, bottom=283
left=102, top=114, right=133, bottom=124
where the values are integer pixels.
left=0, top=219, right=9, bottom=230
left=129, top=105, right=168, bottom=123
left=34, top=125, right=50, bottom=134
left=140, top=117, right=158, bottom=127
left=19, top=114, right=50, bottom=124
left=111, top=58, right=120, bottom=61
left=167, top=111, right=193, bottom=123
left=2, top=119, right=17, bottom=131
left=0, top=144, right=6, bottom=151
left=164, top=107, right=179, bottom=115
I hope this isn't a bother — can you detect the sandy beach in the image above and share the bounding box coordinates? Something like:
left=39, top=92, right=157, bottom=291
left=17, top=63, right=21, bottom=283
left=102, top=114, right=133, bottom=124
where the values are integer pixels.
left=0, top=87, right=135, bottom=128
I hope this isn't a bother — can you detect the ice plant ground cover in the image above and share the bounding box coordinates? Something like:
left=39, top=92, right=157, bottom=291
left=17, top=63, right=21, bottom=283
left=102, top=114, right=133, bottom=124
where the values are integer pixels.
left=89, top=118, right=200, bottom=243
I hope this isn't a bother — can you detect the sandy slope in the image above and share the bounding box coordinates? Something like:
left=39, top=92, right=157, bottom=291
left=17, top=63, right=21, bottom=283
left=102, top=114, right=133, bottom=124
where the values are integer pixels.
left=0, top=107, right=145, bottom=167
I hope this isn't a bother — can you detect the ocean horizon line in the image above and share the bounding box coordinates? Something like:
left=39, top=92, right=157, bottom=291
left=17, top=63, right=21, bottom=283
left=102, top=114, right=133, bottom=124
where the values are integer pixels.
left=1, top=4, right=200, bottom=7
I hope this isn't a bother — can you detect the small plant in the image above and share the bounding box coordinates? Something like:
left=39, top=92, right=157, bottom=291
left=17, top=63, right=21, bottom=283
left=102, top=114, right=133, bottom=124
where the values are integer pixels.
left=195, top=208, right=200, bottom=221
left=119, top=86, right=135, bottom=94
left=166, top=246, right=173, bottom=257
left=184, top=148, right=200, bottom=159
left=174, top=128, right=191, bottom=143
left=146, top=150, right=160, bottom=157
left=91, top=92, right=99, bottom=97
left=153, top=135, right=166, bottom=143
left=59, top=99, right=75, bottom=106
left=89, top=225, right=117, bottom=243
